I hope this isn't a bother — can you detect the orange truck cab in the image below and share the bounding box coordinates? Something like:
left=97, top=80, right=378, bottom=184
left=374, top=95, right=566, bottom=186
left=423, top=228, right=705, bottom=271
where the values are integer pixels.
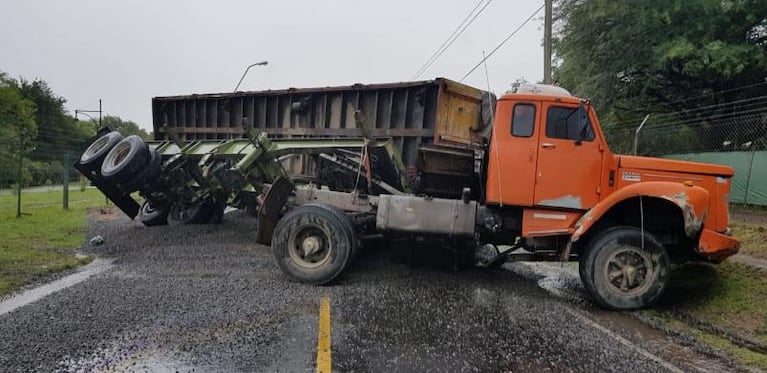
left=482, top=84, right=739, bottom=309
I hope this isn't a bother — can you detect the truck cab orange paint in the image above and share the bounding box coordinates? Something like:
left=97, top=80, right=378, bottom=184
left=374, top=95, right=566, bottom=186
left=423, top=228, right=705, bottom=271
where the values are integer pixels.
left=486, top=88, right=739, bottom=262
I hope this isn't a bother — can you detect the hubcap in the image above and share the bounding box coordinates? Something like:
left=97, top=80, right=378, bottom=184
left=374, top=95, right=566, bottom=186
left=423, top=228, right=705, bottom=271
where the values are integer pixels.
left=604, top=247, right=654, bottom=295
left=288, top=225, right=331, bottom=269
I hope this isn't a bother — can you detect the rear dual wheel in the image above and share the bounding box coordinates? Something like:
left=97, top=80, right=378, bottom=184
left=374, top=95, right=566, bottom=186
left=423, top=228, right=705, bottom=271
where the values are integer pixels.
left=78, top=131, right=124, bottom=173
left=271, top=205, right=355, bottom=285
left=100, top=135, right=162, bottom=192
left=101, top=135, right=150, bottom=183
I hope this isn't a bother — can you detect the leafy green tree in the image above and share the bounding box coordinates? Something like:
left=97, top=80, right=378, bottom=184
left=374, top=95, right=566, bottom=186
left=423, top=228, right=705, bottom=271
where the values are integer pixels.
left=18, top=78, right=88, bottom=162
left=77, top=115, right=150, bottom=140
left=553, top=0, right=767, bottom=153
left=0, top=72, right=36, bottom=187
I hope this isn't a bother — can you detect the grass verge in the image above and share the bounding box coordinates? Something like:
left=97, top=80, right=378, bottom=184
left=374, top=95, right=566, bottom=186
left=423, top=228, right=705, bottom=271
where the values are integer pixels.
left=732, top=223, right=767, bottom=258
left=0, top=189, right=107, bottom=296
left=643, top=262, right=767, bottom=370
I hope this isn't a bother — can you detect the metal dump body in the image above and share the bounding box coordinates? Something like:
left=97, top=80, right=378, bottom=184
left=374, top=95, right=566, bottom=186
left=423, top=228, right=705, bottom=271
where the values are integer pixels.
left=152, top=78, right=487, bottom=167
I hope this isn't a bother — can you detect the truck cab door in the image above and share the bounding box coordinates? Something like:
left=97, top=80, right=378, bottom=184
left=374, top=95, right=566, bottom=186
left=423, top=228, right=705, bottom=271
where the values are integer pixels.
left=533, top=103, right=603, bottom=210
left=485, top=100, right=541, bottom=206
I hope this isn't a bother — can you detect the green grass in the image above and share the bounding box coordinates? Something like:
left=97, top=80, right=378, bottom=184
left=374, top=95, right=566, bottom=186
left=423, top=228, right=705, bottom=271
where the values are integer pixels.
left=662, top=318, right=767, bottom=370
left=0, top=189, right=108, bottom=296
left=644, top=262, right=767, bottom=370
left=732, top=223, right=767, bottom=258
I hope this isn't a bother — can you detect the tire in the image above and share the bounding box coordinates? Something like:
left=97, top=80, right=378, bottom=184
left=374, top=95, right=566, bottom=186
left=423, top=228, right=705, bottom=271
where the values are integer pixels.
left=101, top=135, right=150, bottom=183
left=271, top=205, right=354, bottom=285
left=301, top=203, right=359, bottom=260
left=78, top=131, right=123, bottom=172
left=118, top=148, right=162, bottom=193
left=167, top=200, right=213, bottom=225
left=579, top=226, right=670, bottom=310
left=138, top=200, right=169, bottom=227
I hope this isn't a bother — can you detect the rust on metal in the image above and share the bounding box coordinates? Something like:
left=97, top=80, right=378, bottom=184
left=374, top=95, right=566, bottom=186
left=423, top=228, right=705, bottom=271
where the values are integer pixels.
left=152, top=78, right=487, bottom=169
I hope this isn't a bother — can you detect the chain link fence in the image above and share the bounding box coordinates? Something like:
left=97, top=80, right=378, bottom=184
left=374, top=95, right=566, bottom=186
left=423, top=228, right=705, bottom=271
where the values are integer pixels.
left=605, top=105, right=767, bottom=156
left=602, top=101, right=767, bottom=205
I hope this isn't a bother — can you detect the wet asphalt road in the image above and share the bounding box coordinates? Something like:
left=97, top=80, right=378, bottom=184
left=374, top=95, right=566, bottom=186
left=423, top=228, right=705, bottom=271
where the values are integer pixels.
left=0, top=211, right=738, bottom=372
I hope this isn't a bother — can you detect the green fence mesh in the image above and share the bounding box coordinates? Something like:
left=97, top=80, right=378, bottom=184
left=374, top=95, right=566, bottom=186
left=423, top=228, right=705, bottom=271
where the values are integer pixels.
left=665, top=151, right=767, bottom=206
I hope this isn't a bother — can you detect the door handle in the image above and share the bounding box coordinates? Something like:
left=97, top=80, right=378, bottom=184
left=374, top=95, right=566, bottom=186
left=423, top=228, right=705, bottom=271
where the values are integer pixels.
left=541, top=143, right=556, bottom=149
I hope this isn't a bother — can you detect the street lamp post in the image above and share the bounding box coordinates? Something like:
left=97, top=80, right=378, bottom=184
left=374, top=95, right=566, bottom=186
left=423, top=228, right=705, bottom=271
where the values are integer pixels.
left=72, top=99, right=104, bottom=209
left=75, top=99, right=103, bottom=129
left=233, top=61, right=268, bottom=92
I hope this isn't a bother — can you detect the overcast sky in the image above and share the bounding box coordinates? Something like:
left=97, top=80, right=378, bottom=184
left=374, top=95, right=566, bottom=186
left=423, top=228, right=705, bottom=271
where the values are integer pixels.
left=1, top=0, right=545, bottom=131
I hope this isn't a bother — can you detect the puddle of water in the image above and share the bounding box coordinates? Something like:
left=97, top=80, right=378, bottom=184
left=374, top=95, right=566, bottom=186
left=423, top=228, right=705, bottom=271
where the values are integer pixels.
left=507, top=262, right=734, bottom=373
left=0, top=258, right=113, bottom=316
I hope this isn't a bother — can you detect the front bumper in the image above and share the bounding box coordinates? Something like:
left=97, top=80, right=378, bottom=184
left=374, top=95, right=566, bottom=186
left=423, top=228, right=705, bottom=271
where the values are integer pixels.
left=697, top=228, right=740, bottom=263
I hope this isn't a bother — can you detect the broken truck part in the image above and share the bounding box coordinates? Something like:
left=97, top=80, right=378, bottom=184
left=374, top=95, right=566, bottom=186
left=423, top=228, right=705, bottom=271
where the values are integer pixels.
left=76, top=78, right=740, bottom=310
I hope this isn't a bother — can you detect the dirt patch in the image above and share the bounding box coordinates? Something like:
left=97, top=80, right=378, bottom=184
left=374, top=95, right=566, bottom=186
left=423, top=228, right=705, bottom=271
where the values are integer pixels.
left=731, top=207, right=767, bottom=226
left=731, top=254, right=767, bottom=270
left=87, top=207, right=122, bottom=221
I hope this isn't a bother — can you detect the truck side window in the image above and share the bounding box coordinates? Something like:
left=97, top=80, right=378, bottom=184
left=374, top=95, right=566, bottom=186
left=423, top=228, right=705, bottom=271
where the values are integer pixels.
left=545, top=106, right=594, bottom=141
left=511, top=104, right=535, bottom=137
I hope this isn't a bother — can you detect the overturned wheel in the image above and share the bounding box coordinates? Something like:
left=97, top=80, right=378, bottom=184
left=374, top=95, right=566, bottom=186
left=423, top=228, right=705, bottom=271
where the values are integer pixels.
left=138, top=200, right=169, bottom=227
left=101, top=135, right=150, bottom=184
left=271, top=205, right=354, bottom=285
left=78, top=131, right=123, bottom=173
left=579, top=226, right=670, bottom=310
left=167, top=200, right=213, bottom=225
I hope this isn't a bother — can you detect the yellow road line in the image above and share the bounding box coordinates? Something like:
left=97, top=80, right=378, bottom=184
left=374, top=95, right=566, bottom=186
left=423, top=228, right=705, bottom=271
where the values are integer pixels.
left=316, top=296, right=332, bottom=373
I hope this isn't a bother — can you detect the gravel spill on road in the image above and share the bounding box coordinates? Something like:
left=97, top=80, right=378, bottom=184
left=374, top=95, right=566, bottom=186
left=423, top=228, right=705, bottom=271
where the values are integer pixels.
left=0, top=210, right=740, bottom=372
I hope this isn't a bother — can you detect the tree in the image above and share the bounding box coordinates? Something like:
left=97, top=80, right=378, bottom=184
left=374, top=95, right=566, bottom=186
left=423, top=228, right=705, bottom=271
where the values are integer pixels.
left=0, top=72, right=36, bottom=187
left=18, top=78, right=88, bottom=162
left=77, top=115, right=150, bottom=140
left=553, top=0, right=767, bottom=153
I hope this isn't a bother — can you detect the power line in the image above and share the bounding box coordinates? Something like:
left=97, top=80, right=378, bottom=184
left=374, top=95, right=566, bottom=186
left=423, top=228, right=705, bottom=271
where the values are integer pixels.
left=607, top=82, right=767, bottom=127
left=460, top=3, right=545, bottom=82
left=608, top=94, right=767, bottom=128
left=411, top=0, right=485, bottom=79
left=611, top=95, right=767, bottom=128
left=659, top=80, right=767, bottom=107
left=412, top=0, right=493, bottom=80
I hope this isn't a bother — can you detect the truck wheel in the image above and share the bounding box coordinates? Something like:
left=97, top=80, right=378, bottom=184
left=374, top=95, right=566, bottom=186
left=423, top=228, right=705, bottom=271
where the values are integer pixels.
left=580, top=226, right=670, bottom=310
left=138, top=200, right=169, bottom=226
left=271, top=205, right=353, bottom=285
left=301, top=203, right=359, bottom=260
left=78, top=131, right=123, bottom=173
left=101, top=135, right=150, bottom=183
left=167, top=200, right=212, bottom=225
left=117, top=148, right=163, bottom=193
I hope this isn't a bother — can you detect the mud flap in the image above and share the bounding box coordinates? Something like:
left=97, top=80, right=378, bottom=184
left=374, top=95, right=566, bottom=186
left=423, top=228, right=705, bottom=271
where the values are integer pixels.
left=255, top=176, right=294, bottom=245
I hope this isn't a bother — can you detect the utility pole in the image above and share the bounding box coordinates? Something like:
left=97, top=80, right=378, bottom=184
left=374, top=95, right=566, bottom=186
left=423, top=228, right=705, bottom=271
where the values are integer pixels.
left=16, top=135, right=22, bottom=218
left=62, top=154, right=69, bottom=210
left=543, top=0, right=553, bottom=84
left=99, top=99, right=102, bottom=128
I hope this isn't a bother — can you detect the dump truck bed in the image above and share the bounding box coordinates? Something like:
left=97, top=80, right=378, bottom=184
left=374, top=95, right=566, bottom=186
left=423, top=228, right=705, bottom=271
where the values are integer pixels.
left=152, top=78, right=492, bottom=168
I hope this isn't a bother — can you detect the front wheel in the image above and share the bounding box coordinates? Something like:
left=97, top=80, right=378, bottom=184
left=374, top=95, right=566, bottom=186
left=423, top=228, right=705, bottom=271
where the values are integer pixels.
left=271, top=205, right=354, bottom=285
left=579, top=226, right=670, bottom=310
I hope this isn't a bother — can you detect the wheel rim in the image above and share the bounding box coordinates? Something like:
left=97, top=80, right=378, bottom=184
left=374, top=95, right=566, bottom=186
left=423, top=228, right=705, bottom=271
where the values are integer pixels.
left=105, top=141, right=132, bottom=169
left=82, top=136, right=111, bottom=161
left=143, top=201, right=161, bottom=215
left=604, top=247, right=654, bottom=295
left=287, top=224, right=332, bottom=269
